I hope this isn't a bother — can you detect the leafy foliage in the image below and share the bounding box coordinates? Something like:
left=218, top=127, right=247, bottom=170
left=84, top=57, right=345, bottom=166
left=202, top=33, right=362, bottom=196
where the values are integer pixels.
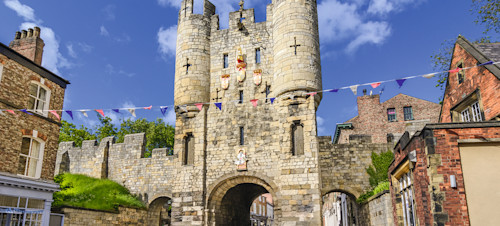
left=472, top=0, right=500, bottom=34
left=53, top=173, right=145, bottom=211
left=356, top=181, right=390, bottom=203
left=59, top=117, right=174, bottom=157
left=59, top=120, right=96, bottom=147
left=430, top=39, right=455, bottom=90
left=366, top=150, right=394, bottom=188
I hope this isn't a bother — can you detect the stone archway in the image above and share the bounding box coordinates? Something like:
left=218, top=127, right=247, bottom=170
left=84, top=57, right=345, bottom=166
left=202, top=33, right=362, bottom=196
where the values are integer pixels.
left=322, top=190, right=359, bottom=226
left=148, top=196, right=172, bottom=226
left=206, top=175, right=278, bottom=226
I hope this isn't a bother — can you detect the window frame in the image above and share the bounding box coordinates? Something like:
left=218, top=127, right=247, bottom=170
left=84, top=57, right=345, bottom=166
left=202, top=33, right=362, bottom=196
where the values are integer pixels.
left=391, top=161, right=417, bottom=226
left=291, top=120, right=304, bottom=156
left=239, top=126, right=244, bottom=145
left=450, top=90, right=484, bottom=122
left=0, top=63, right=4, bottom=85
left=403, top=106, right=414, bottom=121
left=223, top=53, right=229, bottom=69
left=387, top=108, right=396, bottom=122
left=470, top=101, right=482, bottom=122
left=28, top=81, right=51, bottom=117
left=17, top=135, right=45, bottom=179
left=183, top=133, right=194, bottom=165
left=239, top=90, right=244, bottom=104
left=456, top=62, right=465, bottom=84
left=255, top=48, right=261, bottom=64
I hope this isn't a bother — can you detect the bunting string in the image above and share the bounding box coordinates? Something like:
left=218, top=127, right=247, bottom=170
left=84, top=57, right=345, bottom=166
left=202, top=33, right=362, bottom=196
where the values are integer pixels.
left=0, top=61, right=497, bottom=119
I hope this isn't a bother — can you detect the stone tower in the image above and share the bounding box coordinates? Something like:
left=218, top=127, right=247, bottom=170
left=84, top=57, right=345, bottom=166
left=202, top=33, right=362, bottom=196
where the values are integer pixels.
left=9, top=27, right=44, bottom=65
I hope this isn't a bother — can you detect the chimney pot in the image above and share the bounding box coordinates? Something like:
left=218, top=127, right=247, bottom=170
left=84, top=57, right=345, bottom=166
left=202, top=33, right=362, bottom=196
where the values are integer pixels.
left=34, top=27, right=41, bottom=37
left=21, top=30, right=27, bottom=39
left=28, top=28, right=34, bottom=37
left=15, top=31, right=21, bottom=40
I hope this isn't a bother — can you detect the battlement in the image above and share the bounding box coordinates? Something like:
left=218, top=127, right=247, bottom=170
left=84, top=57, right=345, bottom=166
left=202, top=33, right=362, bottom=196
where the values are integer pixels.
left=55, top=133, right=176, bottom=178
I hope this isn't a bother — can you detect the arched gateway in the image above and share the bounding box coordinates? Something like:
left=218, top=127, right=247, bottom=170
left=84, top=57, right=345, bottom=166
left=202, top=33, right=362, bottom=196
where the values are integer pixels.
left=206, top=175, right=278, bottom=225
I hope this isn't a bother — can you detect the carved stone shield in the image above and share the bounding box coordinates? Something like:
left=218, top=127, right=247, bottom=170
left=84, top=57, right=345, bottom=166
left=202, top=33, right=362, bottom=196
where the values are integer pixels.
left=236, top=62, right=246, bottom=83
left=221, top=74, right=230, bottom=90
left=253, top=69, right=262, bottom=86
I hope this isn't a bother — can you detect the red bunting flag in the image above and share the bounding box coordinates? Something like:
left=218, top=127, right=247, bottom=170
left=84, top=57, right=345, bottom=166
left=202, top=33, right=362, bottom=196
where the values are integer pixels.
left=49, top=110, right=60, bottom=120
left=449, top=68, right=462, bottom=73
left=143, top=105, right=152, bottom=110
left=195, top=103, right=203, bottom=111
left=370, top=82, right=381, bottom=88
left=6, top=110, right=17, bottom=116
left=95, top=109, right=105, bottom=117
left=250, top=99, right=258, bottom=107
left=307, top=92, right=318, bottom=96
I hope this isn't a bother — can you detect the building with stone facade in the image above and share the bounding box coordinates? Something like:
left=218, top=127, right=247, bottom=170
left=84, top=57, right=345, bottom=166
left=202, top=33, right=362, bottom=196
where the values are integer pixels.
left=334, top=92, right=440, bottom=144
left=388, top=36, right=500, bottom=226
left=0, top=27, right=69, bottom=225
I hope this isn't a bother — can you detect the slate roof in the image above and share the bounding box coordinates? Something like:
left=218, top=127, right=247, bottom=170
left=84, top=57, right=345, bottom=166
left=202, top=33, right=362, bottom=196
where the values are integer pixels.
left=475, top=42, right=500, bottom=62
left=456, top=35, right=500, bottom=80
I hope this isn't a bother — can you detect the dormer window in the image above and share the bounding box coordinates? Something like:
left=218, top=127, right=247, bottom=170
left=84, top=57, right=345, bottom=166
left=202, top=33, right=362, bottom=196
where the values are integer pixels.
left=28, top=82, right=50, bottom=116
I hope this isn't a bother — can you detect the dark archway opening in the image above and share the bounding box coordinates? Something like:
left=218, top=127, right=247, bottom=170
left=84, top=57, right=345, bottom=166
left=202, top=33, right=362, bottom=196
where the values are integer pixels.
left=322, top=192, right=359, bottom=226
left=59, top=152, right=70, bottom=173
left=217, top=183, right=269, bottom=226
left=148, top=197, right=172, bottom=226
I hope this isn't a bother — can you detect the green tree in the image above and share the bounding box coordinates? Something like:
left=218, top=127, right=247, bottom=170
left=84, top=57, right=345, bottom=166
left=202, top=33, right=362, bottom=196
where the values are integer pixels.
left=366, top=150, right=394, bottom=188
left=95, top=114, right=118, bottom=142
left=59, top=120, right=96, bottom=147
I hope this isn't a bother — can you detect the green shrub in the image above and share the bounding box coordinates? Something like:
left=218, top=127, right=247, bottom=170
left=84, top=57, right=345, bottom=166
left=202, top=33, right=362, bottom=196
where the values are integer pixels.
left=356, top=181, right=391, bottom=203
left=53, top=173, right=145, bottom=211
left=366, top=150, right=394, bottom=188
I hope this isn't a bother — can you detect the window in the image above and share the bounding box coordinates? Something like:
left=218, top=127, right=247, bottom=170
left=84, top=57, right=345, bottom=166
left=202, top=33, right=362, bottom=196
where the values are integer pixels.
left=17, top=137, right=43, bottom=178
left=239, top=90, right=244, bottom=104
left=28, top=83, right=49, bottom=116
left=255, top=48, right=261, bottom=64
left=398, top=172, right=417, bottom=226
left=184, top=133, right=194, bottom=165
left=240, top=127, right=244, bottom=145
left=461, top=108, right=471, bottom=122
left=451, top=90, right=483, bottom=122
left=0, top=64, right=4, bottom=84
left=403, top=106, right=413, bottom=121
left=457, top=62, right=465, bottom=84
left=0, top=195, right=44, bottom=225
left=387, top=108, right=396, bottom=121
left=291, top=121, right=304, bottom=156
left=223, top=54, right=229, bottom=68
left=470, top=102, right=482, bottom=122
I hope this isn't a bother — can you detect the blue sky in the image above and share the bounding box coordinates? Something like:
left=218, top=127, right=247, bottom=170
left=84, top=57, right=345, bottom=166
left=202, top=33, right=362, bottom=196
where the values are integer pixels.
left=0, top=0, right=491, bottom=136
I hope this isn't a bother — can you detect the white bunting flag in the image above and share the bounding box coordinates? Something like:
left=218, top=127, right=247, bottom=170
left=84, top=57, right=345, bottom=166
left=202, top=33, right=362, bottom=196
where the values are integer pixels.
left=423, top=73, right=436, bottom=79
left=128, top=109, right=136, bottom=117
left=80, top=110, right=88, bottom=117
left=350, top=85, right=359, bottom=95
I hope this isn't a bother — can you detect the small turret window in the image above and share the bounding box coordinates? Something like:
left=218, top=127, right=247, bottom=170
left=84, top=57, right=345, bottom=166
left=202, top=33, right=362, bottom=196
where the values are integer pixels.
left=223, top=54, right=229, bottom=68
left=184, top=133, right=194, bottom=165
left=291, top=121, right=304, bottom=156
left=255, top=48, right=261, bottom=64
left=239, top=90, right=244, bottom=104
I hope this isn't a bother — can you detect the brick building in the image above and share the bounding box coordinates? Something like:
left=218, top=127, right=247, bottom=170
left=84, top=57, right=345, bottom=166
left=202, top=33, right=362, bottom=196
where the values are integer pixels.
left=334, top=91, right=440, bottom=144
left=250, top=193, right=273, bottom=225
left=0, top=27, right=69, bottom=225
left=388, top=36, right=500, bottom=226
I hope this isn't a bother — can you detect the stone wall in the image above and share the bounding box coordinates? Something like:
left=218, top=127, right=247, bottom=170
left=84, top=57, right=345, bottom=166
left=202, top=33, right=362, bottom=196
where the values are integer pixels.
left=56, top=206, right=149, bottom=226
left=318, top=136, right=392, bottom=197
left=359, top=191, right=394, bottom=226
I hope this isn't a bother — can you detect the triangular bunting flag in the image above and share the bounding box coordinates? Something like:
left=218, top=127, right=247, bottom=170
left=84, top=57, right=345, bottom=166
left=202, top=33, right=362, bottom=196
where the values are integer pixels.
left=49, top=110, right=60, bottom=120
left=65, top=111, right=73, bottom=120
left=370, top=82, right=381, bottom=88
left=144, top=105, right=152, bottom=110
left=380, top=86, right=385, bottom=95
left=80, top=110, right=88, bottom=117
left=307, top=92, right=318, bottom=96
left=215, top=102, right=222, bottom=110
left=195, top=103, right=203, bottom=111
left=160, top=106, right=168, bottom=116
left=478, top=61, right=493, bottom=66
left=270, top=97, right=275, bottom=104
left=250, top=99, right=258, bottom=107
left=112, top=109, right=120, bottom=113
left=95, top=109, right=105, bottom=117
left=20, top=109, right=33, bottom=115
left=396, top=79, right=406, bottom=88
left=128, top=109, right=136, bottom=117
left=423, top=73, right=436, bottom=79
left=6, top=110, right=17, bottom=116
left=449, top=67, right=461, bottom=73
left=328, top=89, right=339, bottom=93
left=349, top=85, right=358, bottom=95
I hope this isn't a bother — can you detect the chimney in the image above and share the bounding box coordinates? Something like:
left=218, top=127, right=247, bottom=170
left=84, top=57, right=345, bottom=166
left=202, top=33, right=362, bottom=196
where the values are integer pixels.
left=9, top=27, right=44, bottom=65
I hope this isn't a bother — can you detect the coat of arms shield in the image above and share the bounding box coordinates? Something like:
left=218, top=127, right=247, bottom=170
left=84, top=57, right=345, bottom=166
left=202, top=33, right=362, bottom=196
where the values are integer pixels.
left=253, top=69, right=262, bottom=86
left=221, top=74, right=230, bottom=90
left=236, top=62, right=246, bottom=82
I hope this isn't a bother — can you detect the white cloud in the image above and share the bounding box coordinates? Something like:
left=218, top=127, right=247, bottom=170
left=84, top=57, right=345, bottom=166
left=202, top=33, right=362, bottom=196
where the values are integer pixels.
left=104, top=63, right=135, bottom=77
left=367, top=0, right=422, bottom=15
left=114, top=34, right=131, bottom=43
left=66, top=43, right=77, bottom=58
left=20, top=22, right=72, bottom=74
left=100, top=25, right=109, bottom=36
left=318, top=0, right=393, bottom=54
left=157, top=0, right=180, bottom=8
left=102, top=4, right=116, bottom=20
left=78, top=42, right=93, bottom=53
left=3, top=0, right=40, bottom=23
left=162, top=109, right=176, bottom=126
left=317, top=116, right=326, bottom=135
left=157, top=25, right=177, bottom=58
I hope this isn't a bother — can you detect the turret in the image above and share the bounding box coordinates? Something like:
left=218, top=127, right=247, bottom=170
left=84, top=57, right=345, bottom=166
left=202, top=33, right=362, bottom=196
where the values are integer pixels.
left=272, top=0, right=322, bottom=103
left=9, top=27, right=45, bottom=65
left=174, top=0, right=215, bottom=112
